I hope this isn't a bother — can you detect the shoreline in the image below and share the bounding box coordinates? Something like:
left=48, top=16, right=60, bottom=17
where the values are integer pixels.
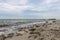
left=0, top=21, right=45, bottom=35
left=0, top=20, right=57, bottom=40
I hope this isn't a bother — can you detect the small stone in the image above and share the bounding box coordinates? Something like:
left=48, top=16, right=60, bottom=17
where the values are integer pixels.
left=40, top=38, right=44, bottom=40
left=28, top=36, right=32, bottom=38
left=51, top=38, right=56, bottom=40
left=29, top=28, right=36, bottom=31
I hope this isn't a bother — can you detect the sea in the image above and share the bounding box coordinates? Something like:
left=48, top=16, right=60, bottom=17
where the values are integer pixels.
left=0, top=19, right=46, bottom=27
left=0, top=19, right=46, bottom=23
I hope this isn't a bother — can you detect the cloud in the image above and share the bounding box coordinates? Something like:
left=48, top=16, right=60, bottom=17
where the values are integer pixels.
left=0, top=0, right=28, bottom=5
left=0, top=0, right=32, bottom=12
left=0, top=0, right=60, bottom=19
left=0, top=0, right=59, bottom=12
left=0, top=3, right=30, bottom=11
left=29, top=0, right=60, bottom=11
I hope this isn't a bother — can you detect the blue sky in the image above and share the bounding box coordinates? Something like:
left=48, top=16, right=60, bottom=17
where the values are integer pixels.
left=0, top=0, right=60, bottom=19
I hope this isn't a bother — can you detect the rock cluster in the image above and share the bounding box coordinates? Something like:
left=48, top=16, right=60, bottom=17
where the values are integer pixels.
left=0, top=20, right=60, bottom=40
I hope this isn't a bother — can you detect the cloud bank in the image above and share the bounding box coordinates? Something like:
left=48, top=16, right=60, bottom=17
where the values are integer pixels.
left=0, top=0, right=60, bottom=19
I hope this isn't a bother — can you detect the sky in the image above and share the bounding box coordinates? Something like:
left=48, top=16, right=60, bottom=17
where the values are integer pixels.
left=0, top=0, right=60, bottom=19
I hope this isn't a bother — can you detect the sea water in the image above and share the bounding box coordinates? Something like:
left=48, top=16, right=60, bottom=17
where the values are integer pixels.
left=0, top=19, right=46, bottom=23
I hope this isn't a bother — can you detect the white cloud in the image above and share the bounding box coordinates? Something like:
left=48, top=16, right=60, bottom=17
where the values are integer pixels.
left=0, top=0, right=60, bottom=19
left=1, top=0, right=28, bottom=5
left=29, top=0, right=60, bottom=11
left=45, top=0, right=58, bottom=4
left=0, top=0, right=30, bottom=12
left=0, top=3, right=32, bottom=13
left=0, top=0, right=59, bottom=12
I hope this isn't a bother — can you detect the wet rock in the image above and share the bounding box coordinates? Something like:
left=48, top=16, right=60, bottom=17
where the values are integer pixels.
left=29, top=32, right=40, bottom=36
left=40, top=38, right=44, bottom=40
left=0, top=24, right=9, bottom=27
left=28, top=36, right=32, bottom=38
left=16, top=33, right=23, bottom=36
left=51, top=38, right=56, bottom=40
left=17, top=28, right=23, bottom=31
left=29, top=28, right=36, bottom=31
left=42, top=23, right=46, bottom=27
left=0, top=34, right=6, bottom=40
left=5, top=33, right=14, bottom=38
left=34, top=35, right=37, bottom=39
left=34, top=24, right=40, bottom=27
left=23, top=30, right=28, bottom=33
left=16, top=31, right=24, bottom=36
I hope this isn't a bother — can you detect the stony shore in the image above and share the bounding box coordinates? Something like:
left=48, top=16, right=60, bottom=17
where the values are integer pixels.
left=0, top=20, right=60, bottom=40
